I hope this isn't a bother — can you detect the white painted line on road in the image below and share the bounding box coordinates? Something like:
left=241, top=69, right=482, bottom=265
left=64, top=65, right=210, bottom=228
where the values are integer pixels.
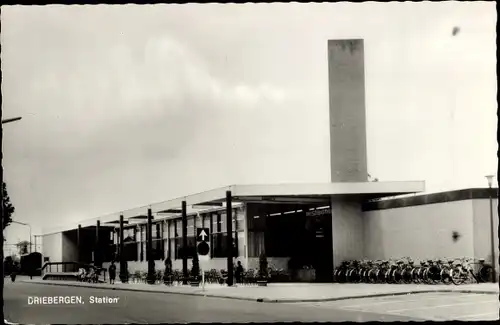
left=387, top=299, right=498, bottom=313
left=340, top=293, right=488, bottom=309
left=455, top=311, right=499, bottom=320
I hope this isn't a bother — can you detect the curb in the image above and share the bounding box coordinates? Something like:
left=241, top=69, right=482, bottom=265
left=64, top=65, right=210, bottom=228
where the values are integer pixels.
left=20, top=281, right=498, bottom=304
left=19, top=281, right=262, bottom=302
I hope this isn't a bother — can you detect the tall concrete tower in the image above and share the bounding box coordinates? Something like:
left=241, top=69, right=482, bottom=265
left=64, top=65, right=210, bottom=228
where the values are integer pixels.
left=328, top=39, right=368, bottom=182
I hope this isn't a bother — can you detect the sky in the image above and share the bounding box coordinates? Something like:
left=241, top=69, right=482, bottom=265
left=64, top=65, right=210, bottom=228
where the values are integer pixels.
left=1, top=2, right=497, bottom=246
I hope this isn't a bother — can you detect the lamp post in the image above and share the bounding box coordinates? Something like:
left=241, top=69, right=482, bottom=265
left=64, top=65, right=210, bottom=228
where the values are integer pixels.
left=485, top=175, right=496, bottom=283
left=11, top=221, right=32, bottom=254
left=2, top=117, right=22, bottom=125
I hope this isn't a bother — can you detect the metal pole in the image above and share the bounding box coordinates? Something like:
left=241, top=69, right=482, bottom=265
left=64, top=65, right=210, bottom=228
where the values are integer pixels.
left=1, top=130, right=5, bottom=324
left=29, top=224, right=32, bottom=254
left=202, top=263, right=205, bottom=292
left=77, top=224, right=81, bottom=262
left=489, top=187, right=497, bottom=283
left=182, top=201, right=188, bottom=285
left=95, top=220, right=100, bottom=266
left=226, top=190, right=234, bottom=286
left=147, top=208, right=155, bottom=284
left=119, top=214, right=127, bottom=283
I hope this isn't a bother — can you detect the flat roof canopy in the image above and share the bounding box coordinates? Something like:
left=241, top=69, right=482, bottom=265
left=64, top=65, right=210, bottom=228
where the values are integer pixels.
left=44, top=181, right=424, bottom=235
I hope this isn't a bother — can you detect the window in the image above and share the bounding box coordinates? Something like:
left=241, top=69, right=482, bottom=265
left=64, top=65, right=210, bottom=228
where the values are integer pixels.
left=152, top=238, right=164, bottom=260
left=248, top=232, right=265, bottom=257
left=176, top=219, right=182, bottom=237
left=174, top=237, right=195, bottom=259
left=235, top=209, right=244, bottom=231
left=151, top=224, right=157, bottom=239
left=202, top=213, right=210, bottom=229
left=212, top=214, right=218, bottom=232
left=187, top=217, right=194, bottom=236
left=163, top=220, right=169, bottom=239
left=195, top=214, right=203, bottom=229
left=220, top=212, right=227, bottom=232
left=237, top=231, right=245, bottom=257
left=123, top=242, right=138, bottom=261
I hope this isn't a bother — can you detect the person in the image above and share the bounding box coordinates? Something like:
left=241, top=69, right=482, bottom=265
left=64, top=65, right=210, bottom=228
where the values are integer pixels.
left=77, top=267, right=86, bottom=282
left=10, top=269, right=17, bottom=283
left=108, top=261, right=117, bottom=284
left=235, top=260, right=244, bottom=284
left=87, top=267, right=96, bottom=283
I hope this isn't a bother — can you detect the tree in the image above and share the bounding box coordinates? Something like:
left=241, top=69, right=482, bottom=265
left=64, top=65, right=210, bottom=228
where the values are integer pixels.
left=16, top=240, right=29, bottom=255
left=2, top=182, right=16, bottom=230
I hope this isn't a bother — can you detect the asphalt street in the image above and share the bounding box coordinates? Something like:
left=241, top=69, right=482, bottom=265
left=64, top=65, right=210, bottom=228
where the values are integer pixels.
left=293, top=292, right=500, bottom=321
left=4, top=282, right=419, bottom=323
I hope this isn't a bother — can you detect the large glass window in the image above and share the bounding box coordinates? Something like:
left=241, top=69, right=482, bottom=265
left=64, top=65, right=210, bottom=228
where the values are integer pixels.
left=235, top=209, right=244, bottom=231
left=195, top=214, right=202, bottom=229
left=123, top=242, right=138, bottom=261
left=163, top=220, right=169, bottom=239
left=220, top=212, right=227, bottom=232
left=176, top=219, right=182, bottom=237
left=187, top=217, right=194, bottom=236
left=202, top=214, right=210, bottom=229
left=248, top=232, right=265, bottom=257
left=237, top=231, right=245, bottom=257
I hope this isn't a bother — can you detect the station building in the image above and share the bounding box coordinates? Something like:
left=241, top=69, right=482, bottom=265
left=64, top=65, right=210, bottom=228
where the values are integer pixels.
left=41, top=39, right=498, bottom=281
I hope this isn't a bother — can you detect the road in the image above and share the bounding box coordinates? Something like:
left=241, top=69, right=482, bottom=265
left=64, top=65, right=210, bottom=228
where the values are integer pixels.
left=293, top=292, right=499, bottom=321
left=4, top=282, right=418, bottom=323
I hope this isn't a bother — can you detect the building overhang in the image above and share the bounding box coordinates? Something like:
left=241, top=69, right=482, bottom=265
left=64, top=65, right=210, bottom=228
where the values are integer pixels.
left=43, top=181, right=424, bottom=235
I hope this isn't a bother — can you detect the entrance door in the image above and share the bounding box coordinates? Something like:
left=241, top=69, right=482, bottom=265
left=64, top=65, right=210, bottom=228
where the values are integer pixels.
left=309, top=213, right=333, bottom=282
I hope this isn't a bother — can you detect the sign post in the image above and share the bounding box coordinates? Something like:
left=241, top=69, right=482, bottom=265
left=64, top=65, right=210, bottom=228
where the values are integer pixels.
left=196, top=228, right=210, bottom=291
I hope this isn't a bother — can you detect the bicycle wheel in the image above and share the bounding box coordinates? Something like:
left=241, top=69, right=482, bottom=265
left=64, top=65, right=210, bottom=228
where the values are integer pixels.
left=368, top=269, right=377, bottom=283
left=385, top=269, right=394, bottom=284
left=440, top=268, right=452, bottom=284
left=393, top=269, right=403, bottom=284
left=402, top=269, right=413, bottom=284
left=410, top=268, right=419, bottom=284
left=376, top=269, right=384, bottom=283
left=346, top=268, right=355, bottom=283
left=422, top=268, right=432, bottom=284
left=431, top=267, right=442, bottom=284
left=450, top=267, right=466, bottom=285
left=479, top=265, right=494, bottom=283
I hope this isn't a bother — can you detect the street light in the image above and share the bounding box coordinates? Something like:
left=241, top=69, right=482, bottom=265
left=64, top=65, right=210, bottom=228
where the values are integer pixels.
left=11, top=221, right=32, bottom=254
left=1, top=117, right=22, bottom=124
left=485, top=174, right=496, bottom=283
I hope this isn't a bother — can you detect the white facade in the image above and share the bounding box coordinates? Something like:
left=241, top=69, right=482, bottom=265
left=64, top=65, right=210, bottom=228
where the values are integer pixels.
left=363, top=197, right=498, bottom=274
left=41, top=232, right=63, bottom=263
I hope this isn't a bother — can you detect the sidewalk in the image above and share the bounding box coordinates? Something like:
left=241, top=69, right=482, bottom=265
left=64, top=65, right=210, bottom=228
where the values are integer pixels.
left=19, top=277, right=499, bottom=303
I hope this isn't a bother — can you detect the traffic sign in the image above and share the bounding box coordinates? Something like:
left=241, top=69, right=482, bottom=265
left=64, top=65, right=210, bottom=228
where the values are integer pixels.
left=197, top=228, right=210, bottom=242
left=197, top=241, right=210, bottom=256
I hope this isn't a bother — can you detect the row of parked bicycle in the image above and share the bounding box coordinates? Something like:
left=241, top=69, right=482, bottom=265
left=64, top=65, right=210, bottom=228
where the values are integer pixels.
left=333, top=257, right=494, bottom=285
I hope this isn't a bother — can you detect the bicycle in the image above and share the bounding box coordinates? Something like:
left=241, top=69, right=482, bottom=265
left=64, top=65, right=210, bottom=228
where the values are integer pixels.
left=422, top=259, right=442, bottom=284
left=456, top=258, right=494, bottom=283
left=438, top=259, right=454, bottom=285
left=400, top=258, right=415, bottom=284
left=411, top=261, right=426, bottom=284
